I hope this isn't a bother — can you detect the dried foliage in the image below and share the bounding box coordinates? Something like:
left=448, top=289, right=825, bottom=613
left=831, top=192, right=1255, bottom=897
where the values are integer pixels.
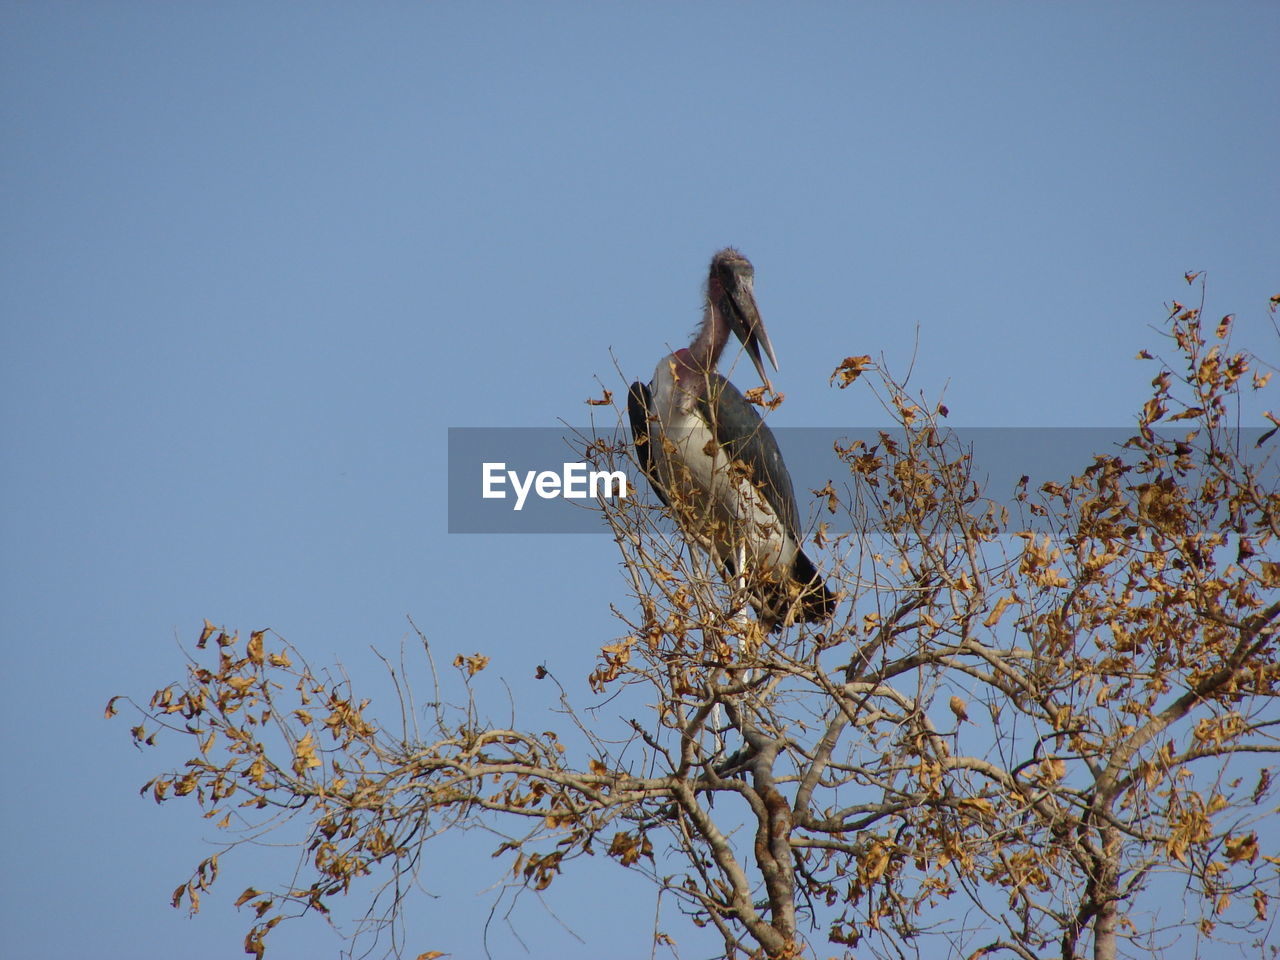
left=112, top=280, right=1280, bottom=960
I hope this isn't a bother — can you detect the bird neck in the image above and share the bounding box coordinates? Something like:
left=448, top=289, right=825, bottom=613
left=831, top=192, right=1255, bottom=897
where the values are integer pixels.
left=688, top=275, right=732, bottom=372
left=664, top=347, right=717, bottom=413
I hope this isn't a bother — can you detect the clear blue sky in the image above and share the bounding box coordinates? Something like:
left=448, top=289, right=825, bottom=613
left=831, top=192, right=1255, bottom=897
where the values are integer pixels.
left=2, top=3, right=1276, bottom=958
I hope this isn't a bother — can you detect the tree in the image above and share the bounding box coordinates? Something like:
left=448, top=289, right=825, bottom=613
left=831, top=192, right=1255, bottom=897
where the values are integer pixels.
left=111, top=280, right=1280, bottom=960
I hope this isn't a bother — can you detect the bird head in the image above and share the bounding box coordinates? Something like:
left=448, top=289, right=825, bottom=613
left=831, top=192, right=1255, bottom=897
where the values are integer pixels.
left=710, top=248, right=778, bottom=386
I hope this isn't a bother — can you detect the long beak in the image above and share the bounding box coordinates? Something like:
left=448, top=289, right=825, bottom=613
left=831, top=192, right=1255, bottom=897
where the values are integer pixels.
left=727, top=275, right=778, bottom=385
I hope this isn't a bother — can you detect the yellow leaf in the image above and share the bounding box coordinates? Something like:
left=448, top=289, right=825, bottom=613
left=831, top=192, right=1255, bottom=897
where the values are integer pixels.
left=859, top=840, right=891, bottom=884
left=292, top=732, right=322, bottom=774
left=246, top=631, right=265, bottom=666
left=248, top=757, right=267, bottom=785
left=235, top=887, right=261, bottom=908
left=1038, top=756, right=1066, bottom=783
left=742, top=384, right=784, bottom=410
left=958, top=797, right=994, bottom=818
left=831, top=355, right=874, bottom=389
left=984, top=594, right=1016, bottom=628
left=1225, top=832, right=1258, bottom=864
left=454, top=653, right=490, bottom=676
left=1260, top=561, right=1280, bottom=586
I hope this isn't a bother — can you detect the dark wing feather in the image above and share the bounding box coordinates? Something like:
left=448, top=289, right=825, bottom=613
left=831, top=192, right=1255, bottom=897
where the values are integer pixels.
left=697, top=373, right=802, bottom=542
left=627, top=381, right=670, bottom=507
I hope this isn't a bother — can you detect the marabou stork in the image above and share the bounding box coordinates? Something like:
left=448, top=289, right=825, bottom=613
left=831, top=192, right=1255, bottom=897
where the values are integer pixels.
left=628, top=248, right=836, bottom=630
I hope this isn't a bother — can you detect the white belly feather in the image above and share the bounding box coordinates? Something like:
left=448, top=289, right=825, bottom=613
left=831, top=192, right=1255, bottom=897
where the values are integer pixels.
left=649, top=358, right=798, bottom=581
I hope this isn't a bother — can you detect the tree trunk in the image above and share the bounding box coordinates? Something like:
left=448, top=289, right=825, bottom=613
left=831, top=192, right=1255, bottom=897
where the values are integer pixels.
left=1092, top=826, right=1119, bottom=960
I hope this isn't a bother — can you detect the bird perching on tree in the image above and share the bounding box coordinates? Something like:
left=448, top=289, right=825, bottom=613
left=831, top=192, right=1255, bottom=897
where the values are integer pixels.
left=628, top=248, right=836, bottom=631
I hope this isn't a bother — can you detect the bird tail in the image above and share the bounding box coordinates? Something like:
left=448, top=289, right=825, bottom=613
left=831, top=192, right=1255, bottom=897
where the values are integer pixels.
left=790, top=550, right=838, bottom=624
